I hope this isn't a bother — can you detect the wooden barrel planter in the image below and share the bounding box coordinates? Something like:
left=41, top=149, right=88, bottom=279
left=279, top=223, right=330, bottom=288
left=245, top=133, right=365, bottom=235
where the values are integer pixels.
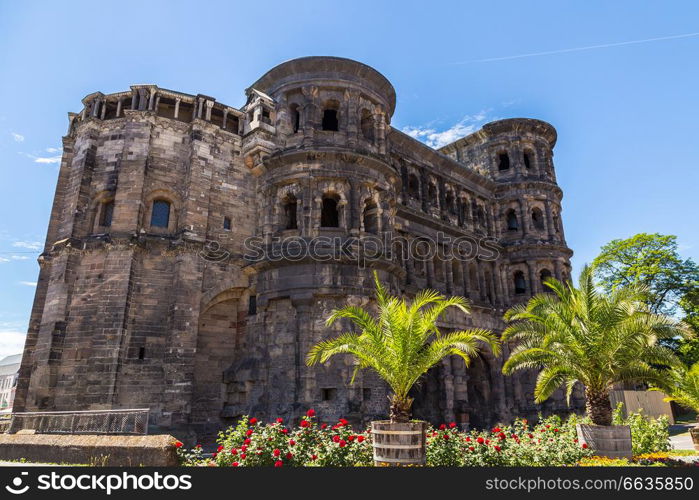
left=371, top=420, right=426, bottom=466
left=576, top=424, right=632, bottom=458
left=690, top=426, right=699, bottom=451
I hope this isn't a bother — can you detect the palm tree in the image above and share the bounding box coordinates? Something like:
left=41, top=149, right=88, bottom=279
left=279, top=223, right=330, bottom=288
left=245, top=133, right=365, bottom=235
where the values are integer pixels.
left=655, top=362, right=699, bottom=415
left=307, top=271, right=500, bottom=423
left=501, top=265, right=687, bottom=426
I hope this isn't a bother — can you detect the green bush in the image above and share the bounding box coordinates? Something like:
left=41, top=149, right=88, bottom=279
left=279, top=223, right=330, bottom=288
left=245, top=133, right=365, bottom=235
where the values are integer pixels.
left=612, top=403, right=671, bottom=455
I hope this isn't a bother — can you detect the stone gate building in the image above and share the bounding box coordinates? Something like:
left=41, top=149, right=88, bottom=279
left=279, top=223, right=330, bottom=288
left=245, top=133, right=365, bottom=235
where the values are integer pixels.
left=15, top=57, right=582, bottom=441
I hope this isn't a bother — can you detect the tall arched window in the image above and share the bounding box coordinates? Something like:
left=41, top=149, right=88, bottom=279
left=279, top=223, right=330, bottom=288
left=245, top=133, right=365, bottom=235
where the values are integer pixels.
left=506, top=209, right=519, bottom=231
left=540, top=269, right=553, bottom=293
left=445, top=191, right=456, bottom=215
left=514, top=271, right=526, bottom=295
left=290, top=104, right=300, bottom=133
left=362, top=199, right=379, bottom=234
left=531, top=207, right=545, bottom=230
left=322, top=102, right=339, bottom=131
left=408, top=174, right=420, bottom=199
left=427, top=183, right=438, bottom=206
left=452, top=260, right=463, bottom=292
left=476, top=206, right=486, bottom=229
left=523, top=151, right=533, bottom=170
left=498, top=152, right=510, bottom=171
left=320, top=194, right=339, bottom=227
left=99, top=200, right=114, bottom=228
left=283, top=194, right=298, bottom=230
left=150, top=200, right=171, bottom=228
left=360, top=109, right=374, bottom=142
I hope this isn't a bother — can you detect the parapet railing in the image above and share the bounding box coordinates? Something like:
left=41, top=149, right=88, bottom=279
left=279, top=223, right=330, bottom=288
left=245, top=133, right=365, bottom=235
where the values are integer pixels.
left=4, top=409, right=149, bottom=435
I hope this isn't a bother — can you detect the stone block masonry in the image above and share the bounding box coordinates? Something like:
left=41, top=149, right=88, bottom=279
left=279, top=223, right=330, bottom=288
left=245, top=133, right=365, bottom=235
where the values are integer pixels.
left=15, top=57, right=583, bottom=444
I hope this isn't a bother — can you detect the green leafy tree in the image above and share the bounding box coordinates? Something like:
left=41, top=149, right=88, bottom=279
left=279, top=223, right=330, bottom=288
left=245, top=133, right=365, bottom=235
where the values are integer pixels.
left=502, top=265, right=686, bottom=426
left=307, top=271, right=500, bottom=423
left=592, top=233, right=699, bottom=316
left=654, top=362, right=699, bottom=414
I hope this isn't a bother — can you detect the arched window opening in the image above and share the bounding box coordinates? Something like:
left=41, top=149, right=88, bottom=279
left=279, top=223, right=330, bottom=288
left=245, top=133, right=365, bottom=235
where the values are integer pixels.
left=523, top=151, right=532, bottom=169
left=540, top=269, right=553, bottom=293
left=498, top=152, right=510, bottom=171
left=360, top=109, right=374, bottom=142
left=320, top=194, right=340, bottom=228
left=427, top=183, right=438, bottom=206
left=445, top=191, right=456, bottom=215
left=506, top=209, right=518, bottom=231
left=362, top=199, right=379, bottom=234
left=452, top=260, right=463, bottom=292
left=408, top=174, right=420, bottom=199
left=290, top=104, right=300, bottom=133
left=484, top=270, right=493, bottom=304
left=150, top=200, right=171, bottom=228
left=460, top=200, right=469, bottom=226
left=322, top=103, right=339, bottom=131
left=553, top=214, right=560, bottom=233
left=514, top=271, right=526, bottom=295
left=531, top=207, right=545, bottom=231
left=99, top=200, right=114, bottom=228
left=223, top=216, right=231, bottom=230
left=283, top=194, right=298, bottom=230
left=477, top=206, right=486, bottom=229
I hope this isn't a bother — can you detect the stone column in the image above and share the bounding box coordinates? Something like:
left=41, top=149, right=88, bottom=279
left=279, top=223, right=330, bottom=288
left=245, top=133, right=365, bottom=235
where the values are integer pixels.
left=545, top=200, right=556, bottom=240
left=205, top=100, right=213, bottom=121
left=174, top=98, right=181, bottom=119
left=116, top=98, right=123, bottom=118
left=148, top=90, right=156, bottom=111
left=222, top=109, right=228, bottom=129
left=100, top=100, right=107, bottom=120
left=527, top=262, right=538, bottom=295
left=518, top=199, right=528, bottom=237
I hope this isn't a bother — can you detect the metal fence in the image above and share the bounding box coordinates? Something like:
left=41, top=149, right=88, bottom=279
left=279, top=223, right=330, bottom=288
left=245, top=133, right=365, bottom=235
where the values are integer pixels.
left=5, top=409, right=150, bottom=435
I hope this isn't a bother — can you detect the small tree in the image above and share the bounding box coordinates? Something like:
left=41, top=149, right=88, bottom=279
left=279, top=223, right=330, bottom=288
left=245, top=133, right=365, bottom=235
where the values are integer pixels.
left=307, top=271, right=500, bottom=423
left=502, top=265, right=687, bottom=426
left=655, top=362, right=699, bottom=416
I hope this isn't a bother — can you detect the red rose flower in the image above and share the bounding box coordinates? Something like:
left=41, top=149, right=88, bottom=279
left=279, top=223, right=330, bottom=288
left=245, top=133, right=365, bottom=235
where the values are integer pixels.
left=439, top=424, right=446, bottom=430
left=249, top=418, right=258, bottom=424
left=244, top=438, right=251, bottom=445
left=321, top=423, right=328, bottom=430
left=582, top=443, right=588, bottom=449
left=281, top=428, right=289, bottom=434
left=195, top=444, right=202, bottom=448
left=465, top=436, right=471, bottom=442
left=217, top=445, right=224, bottom=452
left=339, top=418, right=349, bottom=426
left=485, top=439, right=491, bottom=445
left=494, top=445, right=501, bottom=452
left=347, top=435, right=355, bottom=442
left=332, top=435, right=340, bottom=443
left=240, top=453, right=246, bottom=459
left=232, top=462, right=239, bottom=467
left=545, top=425, right=551, bottom=428
left=443, top=434, right=449, bottom=440
left=574, top=438, right=579, bottom=443
left=492, top=427, right=501, bottom=433
left=468, top=446, right=474, bottom=451
left=528, top=433, right=534, bottom=439
left=300, top=420, right=310, bottom=428
left=307, top=409, right=316, bottom=417
left=449, top=422, right=457, bottom=428
left=339, top=439, right=347, bottom=447
left=276, top=418, right=283, bottom=424
left=246, top=429, right=253, bottom=436
left=174, top=441, right=183, bottom=448
left=273, top=448, right=281, bottom=457
left=212, top=452, right=218, bottom=458
left=476, top=437, right=485, bottom=444
left=241, top=445, right=248, bottom=452
left=231, top=448, right=238, bottom=455
left=286, top=452, right=293, bottom=459
left=274, top=460, right=283, bottom=467
left=357, top=436, right=365, bottom=443
left=311, top=454, right=318, bottom=460
left=289, top=439, right=296, bottom=446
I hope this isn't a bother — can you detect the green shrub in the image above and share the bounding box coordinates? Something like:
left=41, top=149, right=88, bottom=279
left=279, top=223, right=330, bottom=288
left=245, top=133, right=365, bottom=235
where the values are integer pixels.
left=612, top=403, right=671, bottom=455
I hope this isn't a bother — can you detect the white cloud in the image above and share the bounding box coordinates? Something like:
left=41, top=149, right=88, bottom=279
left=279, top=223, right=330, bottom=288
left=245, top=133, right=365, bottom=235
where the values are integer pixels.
left=18, top=281, right=37, bottom=287
left=12, top=241, right=41, bottom=251
left=34, top=155, right=62, bottom=164
left=402, top=111, right=490, bottom=148
left=0, top=257, right=9, bottom=263
left=0, top=330, right=26, bottom=358
left=11, top=132, right=24, bottom=142
left=45, top=147, right=62, bottom=154
left=0, top=255, right=31, bottom=263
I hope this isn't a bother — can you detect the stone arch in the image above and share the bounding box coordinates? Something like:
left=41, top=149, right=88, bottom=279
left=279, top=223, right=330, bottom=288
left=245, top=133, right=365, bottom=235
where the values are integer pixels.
left=143, top=188, right=180, bottom=233
left=466, top=353, right=493, bottom=429
left=90, top=190, right=115, bottom=233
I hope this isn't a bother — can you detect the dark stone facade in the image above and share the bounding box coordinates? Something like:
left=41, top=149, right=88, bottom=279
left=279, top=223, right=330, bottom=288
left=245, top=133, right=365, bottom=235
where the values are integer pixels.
left=15, top=57, right=582, bottom=442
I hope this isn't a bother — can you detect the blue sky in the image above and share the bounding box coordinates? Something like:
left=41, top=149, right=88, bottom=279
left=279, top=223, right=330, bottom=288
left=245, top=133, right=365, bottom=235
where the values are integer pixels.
left=1, top=1, right=698, bottom=356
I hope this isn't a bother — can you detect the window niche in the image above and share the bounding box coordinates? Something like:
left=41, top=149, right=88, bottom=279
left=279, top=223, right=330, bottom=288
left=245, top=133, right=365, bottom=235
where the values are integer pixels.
left=540, top=269, right=553, bottom=293
left=150, top=200, right=171, bottom=229
left=362, top=199, right=379, bottom=234
left=514, top=271, right=526, bottom=295
left=407, top=174, right=420, bottom=199
left=531, top=207, right=545, bottom=231
left=506, top=209, right=519, bottom=231
left=282, top=194, right=298, bottom=230
left=523, top=151, right=533, bottom=170
left=98, top=200, right=114, bottom=228
left=290, top=104, right=300, bottom=133
left=320, top=194, right=340, bottom=228
left=497, top=152, right=510, bottom=171
left=321, top=101, right=339, bottom=131
left=360, top=109, right=374, bottom=142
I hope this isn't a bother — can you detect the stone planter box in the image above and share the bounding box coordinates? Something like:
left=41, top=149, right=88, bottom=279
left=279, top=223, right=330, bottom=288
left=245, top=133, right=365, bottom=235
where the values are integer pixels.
left=371, top=420, right=426, bottom=466
left=690, top=426, right=699, bottom=451
left=576, top=424, right=632, bottom=458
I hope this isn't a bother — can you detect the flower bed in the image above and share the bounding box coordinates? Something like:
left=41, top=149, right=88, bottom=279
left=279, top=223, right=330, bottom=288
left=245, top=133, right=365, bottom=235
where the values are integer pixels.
left=175, top=410, right=689, bottom=467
